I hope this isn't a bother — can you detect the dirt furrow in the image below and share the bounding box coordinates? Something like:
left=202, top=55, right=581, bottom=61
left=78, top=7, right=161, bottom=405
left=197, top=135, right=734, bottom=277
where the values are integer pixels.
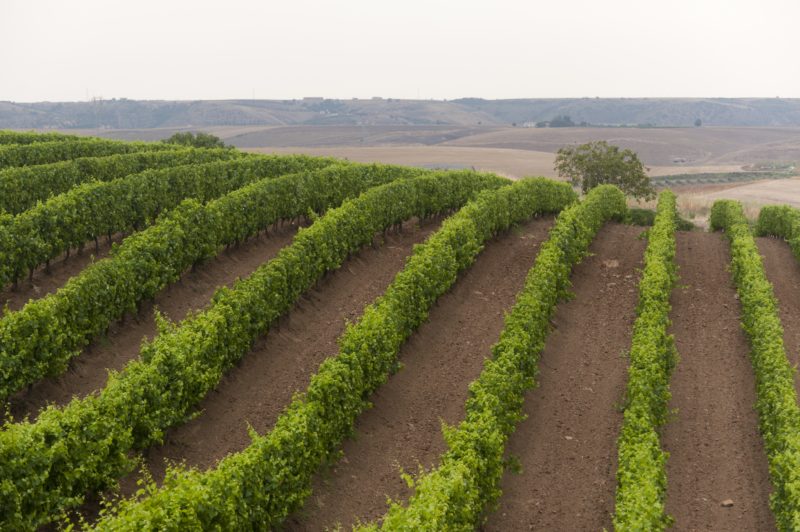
left=662, top=231, right=774, bottom=531
left=0, top=234, right=121, bottom=312
left=757, top=236, right=800, bottom=396
left=128, top=218, right=444, bottom=492
left=6, top=223, right=301, bottom=421
left=285, top=217, right=555, bottom=531
left=483, top=224, right=644, bottom=531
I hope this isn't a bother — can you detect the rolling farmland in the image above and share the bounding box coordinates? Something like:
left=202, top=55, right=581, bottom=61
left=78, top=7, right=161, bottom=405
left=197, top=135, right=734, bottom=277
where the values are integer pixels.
left=2, top=132, right=800, bottom=531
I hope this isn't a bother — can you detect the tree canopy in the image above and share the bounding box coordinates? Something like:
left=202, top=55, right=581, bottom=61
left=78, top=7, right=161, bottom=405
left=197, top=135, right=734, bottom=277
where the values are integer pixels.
left=554, top=140, right=655, bottom=200
left=162, top=131, right=228, bottom=149
left=536, top=115, right=575, bottom=128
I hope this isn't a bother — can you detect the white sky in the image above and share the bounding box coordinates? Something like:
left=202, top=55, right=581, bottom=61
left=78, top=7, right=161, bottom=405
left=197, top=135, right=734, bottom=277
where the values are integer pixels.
left=2, top=0, right=799, bottom=102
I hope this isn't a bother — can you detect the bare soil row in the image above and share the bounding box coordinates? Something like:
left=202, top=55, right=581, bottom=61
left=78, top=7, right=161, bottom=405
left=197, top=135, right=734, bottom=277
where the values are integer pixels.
left=7, top=223, right=302, bottom=420
left=284, top=226, right=781, bottom=531
left=11, top=220, right=800, bottom=531
left=1, top=233, right=123, bottom=312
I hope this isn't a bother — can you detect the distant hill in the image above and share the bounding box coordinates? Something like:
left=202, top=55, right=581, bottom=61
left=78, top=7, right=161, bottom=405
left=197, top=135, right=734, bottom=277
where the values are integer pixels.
left=3, top=97, right=800, bottom=129
left=451, top=98, right=800, bottom=127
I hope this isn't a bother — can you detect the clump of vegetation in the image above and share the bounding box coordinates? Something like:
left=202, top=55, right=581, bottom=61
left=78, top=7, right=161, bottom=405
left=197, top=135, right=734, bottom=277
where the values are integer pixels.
left=677, top=216, right=695, bottom=231
left=627, top=207, right=656, bottom=226
left=555, top=140, right=656, bottom=201
left=536, top=115, right=576, bottom=128
left=162, top=131, right=228, bottom=149
left=627, top=207, right=694, bottom=230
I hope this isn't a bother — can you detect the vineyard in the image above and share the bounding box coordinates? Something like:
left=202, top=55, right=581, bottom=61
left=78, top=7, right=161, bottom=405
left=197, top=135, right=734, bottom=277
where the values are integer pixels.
left=2, top=132, right=800, bottom=531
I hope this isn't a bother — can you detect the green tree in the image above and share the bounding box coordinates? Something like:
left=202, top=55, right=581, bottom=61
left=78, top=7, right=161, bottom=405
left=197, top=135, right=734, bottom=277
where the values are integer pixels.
left=549, top=115, right=575, bottom=127
left=162, top=131, right=228, bottom=149
left=555, top=140, right=655, bottom=200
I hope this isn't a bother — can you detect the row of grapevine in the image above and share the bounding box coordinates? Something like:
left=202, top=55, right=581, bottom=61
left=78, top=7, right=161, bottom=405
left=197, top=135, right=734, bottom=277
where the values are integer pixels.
left=612, top=191, right=678, bottom=530
left=0, top=138, right=179, bottom=169
left=92, top=178, right=579, bottom=531
left=0, top=130, right=80, bottom=145
left=359, top=185, right=626, bottom=531
left=710, top=200, right=800, bottom=530
left=0, top=146, right=243, bottom=214
left=0, top=161, right=409, bottom=403
left=0, top=167, right=503, bottom=530
left=756, top=205, right=800, bottom=253
left=0, top=154, right=334, bottom=289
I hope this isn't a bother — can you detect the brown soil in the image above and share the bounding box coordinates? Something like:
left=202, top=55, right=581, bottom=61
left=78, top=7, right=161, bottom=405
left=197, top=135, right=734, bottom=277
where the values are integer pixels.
left=6, top=223, right=301, bottom=422
left=662, top=231, right=775, bottom=530
left=757, top=236, right=800, bottom=395
left=285, top=217, right=556, bottom=531
left=125, top=218, right=444, bottom=493
left=483, top=224, right=645, bottom=531
left=0, top=234, right=122, bottom=312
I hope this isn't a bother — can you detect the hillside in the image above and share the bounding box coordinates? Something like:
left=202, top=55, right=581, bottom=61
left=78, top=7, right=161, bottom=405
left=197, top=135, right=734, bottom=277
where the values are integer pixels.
left=4, top=97, right=800, bottom=129
left=5, top=133, right=800, bottom=531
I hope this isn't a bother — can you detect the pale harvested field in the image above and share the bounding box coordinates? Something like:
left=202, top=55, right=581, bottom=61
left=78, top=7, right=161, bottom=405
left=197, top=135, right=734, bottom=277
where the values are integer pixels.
left=627, top=177, right=800, bottom=229
left=223, top=125, right=800, bottom=168
left=236, top=125, right=800, bottom=180
left=74, top=124, right=800, bottom=167
left=692, top=177, right=800, bottom=208
left=69, top=124, right=800, bottom=207
left=441, top=126, right=800, bottom=166
left=247, top=146, right=557, bottom=178
left=248, top=145, right=745, bottom=180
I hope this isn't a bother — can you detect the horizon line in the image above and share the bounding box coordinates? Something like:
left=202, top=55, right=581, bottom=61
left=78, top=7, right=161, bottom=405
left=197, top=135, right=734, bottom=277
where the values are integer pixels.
left=3, top=95, right=800, bottom=105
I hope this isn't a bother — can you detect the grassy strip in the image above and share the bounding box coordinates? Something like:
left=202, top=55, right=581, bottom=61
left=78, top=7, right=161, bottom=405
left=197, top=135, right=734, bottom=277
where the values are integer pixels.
left=92, top=178, right=578, bottom=531
left=0, top=147, right=244, bottom=215
left=612, top=191, right=678, bottom=530
left=0, top=169, right=507, bottom=530
left=0, top=138, right=179, bottom=169
left=711, top=200, right=800, bottom=530
left=355, top=185, right=626, bottom=531
left=653, top=170, right=794, bottom=186
left=0, top=154, right=333, bottom=288
left=0, top=162, right=414, bottom=402
left=0, top=130, right=80, bottom=145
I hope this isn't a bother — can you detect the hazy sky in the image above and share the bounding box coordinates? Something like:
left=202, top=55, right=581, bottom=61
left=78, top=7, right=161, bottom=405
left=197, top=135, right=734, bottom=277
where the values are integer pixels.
left=3, top=0, right=800, bottom=102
